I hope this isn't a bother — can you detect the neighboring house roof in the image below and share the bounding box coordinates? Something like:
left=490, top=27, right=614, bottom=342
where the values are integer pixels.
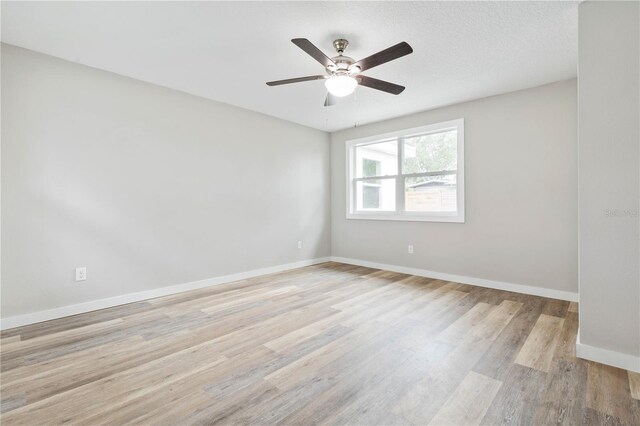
left=410, top=180, right=454, bottom=189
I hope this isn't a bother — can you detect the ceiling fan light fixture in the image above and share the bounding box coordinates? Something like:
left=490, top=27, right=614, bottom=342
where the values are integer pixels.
left=325, top=75, right=358, bottom=97
left=347, top=65, right=361, bottom=75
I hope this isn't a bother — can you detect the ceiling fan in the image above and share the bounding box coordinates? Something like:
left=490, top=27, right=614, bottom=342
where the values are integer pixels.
left=266, top=38, right=413, bottom=106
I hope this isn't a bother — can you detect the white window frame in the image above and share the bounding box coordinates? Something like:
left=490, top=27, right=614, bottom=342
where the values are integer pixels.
left=346, top=118, right=465, bottom=223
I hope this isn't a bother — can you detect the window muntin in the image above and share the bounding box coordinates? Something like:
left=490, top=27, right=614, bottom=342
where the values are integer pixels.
left=346, top=119, right=464, bottom=222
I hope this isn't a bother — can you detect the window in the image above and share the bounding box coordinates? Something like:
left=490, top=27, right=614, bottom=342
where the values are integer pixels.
left=346, top=118, right=464, bottom=222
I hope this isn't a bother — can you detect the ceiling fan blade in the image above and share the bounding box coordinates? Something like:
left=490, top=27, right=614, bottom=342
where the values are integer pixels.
left=266, top=75, right=326, bottom=86
left=352, top=42, right=413, bottom=72
left=291, top=38, right=336, bottom=68
left=358, top=75, right=405, bottom=95
left=324, top=92, right=337, bottom=107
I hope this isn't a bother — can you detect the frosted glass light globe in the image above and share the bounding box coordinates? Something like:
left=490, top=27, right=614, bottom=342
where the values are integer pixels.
left=325, top=75, right=358, bottom=97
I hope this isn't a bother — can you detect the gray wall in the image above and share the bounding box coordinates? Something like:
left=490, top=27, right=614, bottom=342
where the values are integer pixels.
left=1, top=44, right=331, bottom=318
left=578, top=1, right=639, bottom=358
left=331, top=79, right=578, bottom=294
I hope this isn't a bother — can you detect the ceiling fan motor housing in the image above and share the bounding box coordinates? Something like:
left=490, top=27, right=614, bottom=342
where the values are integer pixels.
left=333, top=38, right=349, bottom=53
left=327, top=39, right=358, bottom=75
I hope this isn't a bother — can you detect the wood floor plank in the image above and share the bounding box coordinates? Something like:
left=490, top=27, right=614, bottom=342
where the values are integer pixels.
left=263, top=307, right=362, bottom=353
left=541, top=298, right=570, bottom=318
left=0, top=335, right=21, bottom=344
left=469, top=300, right=523, bottom=340
left=533, top=359, right=588, bottom=425
left=568, top=301, right=579, bottom=313
left=582, top=407, right=626, bottom=425
left=1, top=262, right=637, bottom=425
left=81, top=347, right=282, bottom=425
left=277, top=336, right=416, bottom=425
left=0, top=319, right=124, bottom=356
left=1, top=336, right=149, bottom=406
left=396, top=291, right=475, bottom=352
left=479, top=363, right=546, bottom=425
left=157, top=282, right=284, bottom=317
left=435, top=302, right=494, bottom=345
left=394, top=299, right=521, bottom=425
left=514, top=313, right=564, bottom=372
left=2, top=340, right=229, bottom=424
left=554, top=311, right=579, bottom=361
left=330, top=275, right=404, bottom=310
left=630, top=371, right=640, bottom=400
left=586, top=361, right=636, bottom=423
left=248, top=319, right=417, bottom=425
left=0, top=393, right=26, bottom=414
left=199, top=285, right=301, bottom=314
left=324, top=339, right=455, bottom=425
left=211, top=306, right=337, bottom=358
left=3, top=302, right=155, bottom=342
left=428, top=371, right=502, bottom=426
left=407, top=287, right=469, bottom=323
left=159, top=380, right=279, bottom=425
left=205, top=325, right=352, bottom=398
left=472, top=297, right=546, bottom=381
left=264, top=320, right=383, bottom=391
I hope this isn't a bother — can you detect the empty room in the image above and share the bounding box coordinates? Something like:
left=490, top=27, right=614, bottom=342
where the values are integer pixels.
left=1, top=1, right=639, bottom=425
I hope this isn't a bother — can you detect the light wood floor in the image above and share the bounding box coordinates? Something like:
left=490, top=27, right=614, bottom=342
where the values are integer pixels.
left=1, top=262, right=639, bottom=425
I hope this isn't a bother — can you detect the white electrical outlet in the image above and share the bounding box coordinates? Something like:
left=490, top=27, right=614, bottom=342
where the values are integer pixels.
left=297, top=241, right=303, bottom=249
left=75, top=267, right=87, bottom=281
left=408, top=245, right=414, bottom=254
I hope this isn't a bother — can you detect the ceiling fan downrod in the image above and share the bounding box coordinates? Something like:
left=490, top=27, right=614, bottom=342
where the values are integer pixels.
left=333, top=39, right=349, bottom=55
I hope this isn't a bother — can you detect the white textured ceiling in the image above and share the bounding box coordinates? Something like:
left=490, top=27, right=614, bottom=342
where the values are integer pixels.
left=1, top=1, right=578, bottom=132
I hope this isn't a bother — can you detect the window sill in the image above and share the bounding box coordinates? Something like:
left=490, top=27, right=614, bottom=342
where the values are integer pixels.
left=346, top=213, right=465, bottom=223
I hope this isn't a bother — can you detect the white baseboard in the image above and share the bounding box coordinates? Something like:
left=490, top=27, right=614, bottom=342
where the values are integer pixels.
left=0, top=257, right=331, bottom=330
left=330, top=256, right=579, bottom=302
left=576, top=334, right=640, bottom=373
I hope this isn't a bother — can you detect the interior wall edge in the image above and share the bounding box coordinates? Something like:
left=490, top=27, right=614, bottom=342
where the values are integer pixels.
left=0, top=257, right=331, bottom=330
left=330, top=256, right=578, bottom=302
left=576, top=333, right=640, bottom=373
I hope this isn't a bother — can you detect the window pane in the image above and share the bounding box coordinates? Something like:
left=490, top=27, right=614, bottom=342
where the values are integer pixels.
left=355, top=140, right=398, bottom=177
left=356, top=179, right=396, bottom=211
left=363, top=158, right=381, bottom=178
left=403, top=130, right=457, bottom=174
left=405, top=174, right=457, bottom=212
left=363, top=184, right=380, bottom=208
